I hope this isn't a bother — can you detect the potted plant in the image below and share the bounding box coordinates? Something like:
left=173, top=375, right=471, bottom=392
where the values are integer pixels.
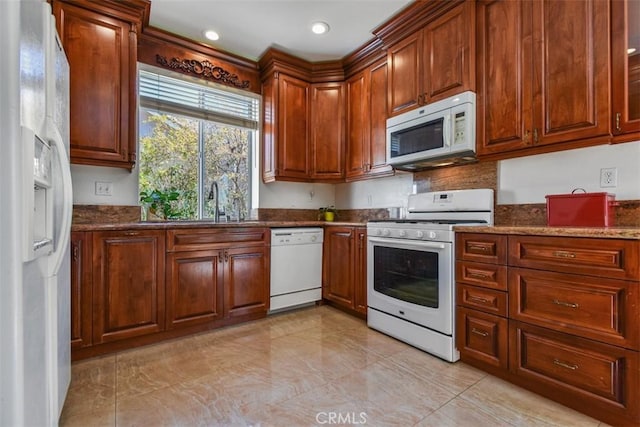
left=318, top=206, right=338, bottom=222
left=139, top=189, right=181, bottom=220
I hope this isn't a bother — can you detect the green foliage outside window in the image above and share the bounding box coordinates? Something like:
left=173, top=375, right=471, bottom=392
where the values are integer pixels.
left=139, top=111, right=250, bottom=220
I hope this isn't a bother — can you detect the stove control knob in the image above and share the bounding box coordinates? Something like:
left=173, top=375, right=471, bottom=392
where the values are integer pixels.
left=382, top=229, right=390, bottom=236
left=428, top=231, right=437, bottom=239
left=416, top=231, right=424, bottom=239
left=399, top=230, right=407, bottom=237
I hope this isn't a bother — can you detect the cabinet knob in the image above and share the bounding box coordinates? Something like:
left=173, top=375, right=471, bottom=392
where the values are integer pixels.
left=615, top=112, right=621, bottom=132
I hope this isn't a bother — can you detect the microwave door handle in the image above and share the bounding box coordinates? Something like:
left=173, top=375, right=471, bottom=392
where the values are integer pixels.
left=443, top=115, right=451, bottom=147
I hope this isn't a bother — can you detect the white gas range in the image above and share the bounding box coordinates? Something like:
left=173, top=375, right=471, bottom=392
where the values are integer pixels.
left=366, top=188, right=494, bottom=362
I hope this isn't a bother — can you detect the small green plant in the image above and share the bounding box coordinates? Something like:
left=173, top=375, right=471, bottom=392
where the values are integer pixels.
left=140, top=189, right=181, bottom=220
left=318, top=206, right=338, bottom=221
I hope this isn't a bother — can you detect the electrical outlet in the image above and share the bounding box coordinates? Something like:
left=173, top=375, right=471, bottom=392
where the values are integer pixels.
left=95, top=181, right=113, bottom=196
left=599, top=168, right=617, bottom=188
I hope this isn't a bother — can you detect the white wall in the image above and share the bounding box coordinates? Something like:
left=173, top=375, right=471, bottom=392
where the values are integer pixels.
left=71, top=164, right=139, bottom=205
left=258, top=180, right=335, bottom=208
left=335, top=172, right=414, bottom=209
left=498, top=141, right=640, bottom=204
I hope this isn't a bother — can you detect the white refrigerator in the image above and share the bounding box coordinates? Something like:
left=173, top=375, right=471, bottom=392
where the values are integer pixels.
left=1, top=0, right=72, bottom=425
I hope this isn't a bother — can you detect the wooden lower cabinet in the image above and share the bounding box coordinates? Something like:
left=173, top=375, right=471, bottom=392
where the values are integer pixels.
left=455, top=232, right=640, bottom=425
left=166, top=249, right=224, bottom=329
left=70, top=231, right=92, bottom=349
left=92, top=230, right=166, bottom=344
left=224, top=246, right=270, bottom=319
left=323, top=226, right=367, bottom=315
left=510, top=321, right=639, bottom=423
left=72, top=227, right=270, bottom=359
left=456, top=307, right=508, bottom=371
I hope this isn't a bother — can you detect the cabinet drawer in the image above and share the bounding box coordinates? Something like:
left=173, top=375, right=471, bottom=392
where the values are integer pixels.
left=456, top=307, right=508, bottom=370
left=456, top=233, right=507, bottom=264
left=457, top=284, right=507, bottom=316
left=456, top=261, right=507, bottom=290
left=508, top=236, right=639, bottom=280
left=167, top=228, right=268, bottom=252
left=510, top=322, right=639, bottom=420
left=509, top=268, right=639, bottom=349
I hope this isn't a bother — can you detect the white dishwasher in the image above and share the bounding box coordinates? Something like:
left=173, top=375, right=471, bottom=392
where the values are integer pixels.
left=270, top=227, right=324, bottom=312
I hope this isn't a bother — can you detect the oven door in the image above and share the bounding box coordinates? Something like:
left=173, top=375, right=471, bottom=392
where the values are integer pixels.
left=367, top=236, right=453, bottom=335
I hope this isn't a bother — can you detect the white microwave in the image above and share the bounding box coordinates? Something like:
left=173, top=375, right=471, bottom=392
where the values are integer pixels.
left=386, top=91, right=476, bottom=171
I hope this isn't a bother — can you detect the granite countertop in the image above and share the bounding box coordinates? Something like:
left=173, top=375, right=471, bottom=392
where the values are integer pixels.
left=71, top=220, right=367, bottom=232
left=454, top=225, right=640, bottom=240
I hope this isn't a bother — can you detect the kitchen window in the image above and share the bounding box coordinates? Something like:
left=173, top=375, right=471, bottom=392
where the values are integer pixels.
left=138, top=66, right=260, bottom=220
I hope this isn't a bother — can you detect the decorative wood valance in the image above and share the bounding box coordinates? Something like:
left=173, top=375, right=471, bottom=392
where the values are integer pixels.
left=155, top=54, right=250, bottom=89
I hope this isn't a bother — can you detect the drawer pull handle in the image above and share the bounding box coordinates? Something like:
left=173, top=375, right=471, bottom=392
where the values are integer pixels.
left=553, top=251, right=576, bottom=259
left=468, top=272, right=491, bottom=280
left=469, top=245, right=489, bottom=252
left=468, top=295, right=490, bottom=304
left=553, top=359, right=578, bottom=370
left=553, top=299, right=579, bottom=309
left=124, top=231, right=139, bottom=236
left=471, top=328, right=489, bottom=337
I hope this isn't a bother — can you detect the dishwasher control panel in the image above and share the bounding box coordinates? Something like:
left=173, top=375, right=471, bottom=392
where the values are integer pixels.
left=271, top=227, right=324, bottom=246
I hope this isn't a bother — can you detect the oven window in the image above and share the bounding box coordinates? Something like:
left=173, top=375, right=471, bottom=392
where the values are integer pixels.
left=373, top=246, right=439, bottom=308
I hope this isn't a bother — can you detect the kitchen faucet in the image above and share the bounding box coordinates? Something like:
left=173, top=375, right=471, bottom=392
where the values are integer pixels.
left=207, top=181, right=220, bottom=222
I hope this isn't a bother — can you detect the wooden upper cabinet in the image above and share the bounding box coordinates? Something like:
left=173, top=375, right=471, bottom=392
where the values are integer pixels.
left=423, top=1, right=474, bottom=101
left=476, top=0, right=533, bottom=155
left=477, top=0, right=610, bottom=157
left=310, top=82, right=345, bottom=181
left=277, top=73, right=310, bottom=179
left=346, top=60, right=393, bottom=181
left=53, top=1, right=145, bottom=170
left=536, top=0, right=610, bottom=146
left=387, top=31, right=422, bottom=116
left=611, top=0, right=640, bottom=142
left=387, top=1, right=474, bottom=117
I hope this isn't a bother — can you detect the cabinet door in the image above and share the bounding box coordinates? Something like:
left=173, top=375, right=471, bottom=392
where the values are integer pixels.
left=423, top=1, right=474, bottom=102
left=54, top=2, right=136, bottom=169
left=354, top=228, right=367, bottom=315
left=92, top=230, right=165, bottom=344
left=611, top=0, right=640, bottom=141
left=310, top=82, right=345, bottom=180
left=534, top=0, right=610, bottom=146
left=387, top=31, right=422, bottom=116
left=456, top=307, right=508, bottom=371
left=345, top=61, right=393, bottom=181
left=224, top=246, right=270, bottom=319
left=345, top=71, right=369, bottom=179
left=166, top=250, right=224, bottom=329
left=277, top=73, right=310, bottom=179
left=367, top=61, right=393, bottom=178
left=476, top=0, right=533, bottom=155
left=323, top=227, right=355, bottom=309
left=510, top=321, right=639, bottom=424
left=71, top=232, right=92, bottom=349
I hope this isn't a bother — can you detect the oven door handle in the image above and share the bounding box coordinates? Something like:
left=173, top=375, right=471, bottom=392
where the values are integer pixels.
left=368, top=236, right=447, bottom=250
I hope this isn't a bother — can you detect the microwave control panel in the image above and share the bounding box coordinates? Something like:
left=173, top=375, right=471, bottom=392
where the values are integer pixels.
left=453, top=111, right=466, bottom=145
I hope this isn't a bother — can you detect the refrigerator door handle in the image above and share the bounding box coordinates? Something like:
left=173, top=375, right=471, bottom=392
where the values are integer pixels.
left=47, top=124, right=72, bottom=277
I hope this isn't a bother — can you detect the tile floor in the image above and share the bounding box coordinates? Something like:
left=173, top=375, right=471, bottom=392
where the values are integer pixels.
left=60, top=305, right=608, bottom=427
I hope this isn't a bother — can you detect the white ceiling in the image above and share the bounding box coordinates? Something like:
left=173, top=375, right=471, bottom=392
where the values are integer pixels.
left=148, top=0, right=413, bottom=62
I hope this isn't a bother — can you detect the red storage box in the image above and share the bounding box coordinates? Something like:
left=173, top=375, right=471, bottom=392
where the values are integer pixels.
left=545, top=191, right=617, bottom=227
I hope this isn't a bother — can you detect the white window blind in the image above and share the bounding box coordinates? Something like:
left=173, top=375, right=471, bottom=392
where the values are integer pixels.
left=139, top=69, right=259, bottom=130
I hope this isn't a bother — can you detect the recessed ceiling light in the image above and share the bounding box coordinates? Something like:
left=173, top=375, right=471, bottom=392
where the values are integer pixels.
left=311, top=22, right=330, bottom=35
left=204, top=30, right=219, bottom=41
left=628, top=48, right=637, bottom=55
